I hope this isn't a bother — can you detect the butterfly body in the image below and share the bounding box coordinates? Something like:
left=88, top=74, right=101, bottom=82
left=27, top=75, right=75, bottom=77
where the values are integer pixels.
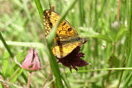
left=43, top=9, right=86, bottom=58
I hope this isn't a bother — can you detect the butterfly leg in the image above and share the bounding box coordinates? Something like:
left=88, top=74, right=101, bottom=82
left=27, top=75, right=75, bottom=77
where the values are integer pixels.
left=70, top=66, right=72, bottom=73
left=72, top=65, right=78, bottom=71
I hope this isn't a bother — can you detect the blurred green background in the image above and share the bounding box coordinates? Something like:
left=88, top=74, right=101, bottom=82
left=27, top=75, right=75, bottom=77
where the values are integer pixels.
left=0, top=0, right=132, bottom=88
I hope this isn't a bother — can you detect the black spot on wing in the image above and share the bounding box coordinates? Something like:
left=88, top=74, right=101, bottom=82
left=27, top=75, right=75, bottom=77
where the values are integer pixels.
left=49, top=22, right=53, bottom=27
left=62, top=22, right=66, bottom=26
left=68, top=27, right=72, bottom=31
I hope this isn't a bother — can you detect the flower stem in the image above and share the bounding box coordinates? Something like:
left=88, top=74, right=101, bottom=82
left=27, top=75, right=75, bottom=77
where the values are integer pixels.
left=27, top=72, right=32, bottom=88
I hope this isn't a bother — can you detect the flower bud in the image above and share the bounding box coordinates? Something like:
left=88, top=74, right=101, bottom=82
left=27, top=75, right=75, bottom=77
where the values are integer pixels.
left=22, top=48, right=40, bottom=71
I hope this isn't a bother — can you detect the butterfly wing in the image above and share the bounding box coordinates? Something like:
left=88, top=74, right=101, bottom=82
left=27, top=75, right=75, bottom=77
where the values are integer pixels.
left=53, top=42, right=83, bottom=58
left=43, top=9, right=83, bottom=58
left=43, top=9, right=78, bottom=38
left=43, top=10, right=60, bottom=38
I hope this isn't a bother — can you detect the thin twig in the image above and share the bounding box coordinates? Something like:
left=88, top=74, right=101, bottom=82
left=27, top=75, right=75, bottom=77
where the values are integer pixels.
left=41, top=71, right=52, bottom=88
left=44, top=78, right=55, bottom=88
left=117, top=0, right=121, bottom=21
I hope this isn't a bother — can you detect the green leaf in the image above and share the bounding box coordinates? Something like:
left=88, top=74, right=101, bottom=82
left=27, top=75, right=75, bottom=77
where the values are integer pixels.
left=108, top=29, right=117, bottom=41
left=80, top=28, right=113, bottom=43
left=34, top=0, right=44, bottom=25
left=116, top=25, right=129, bottom=42
left=93, top=34, right=113, bottom=43
left=10, top=68, right=23, bottom=83
left=2, top=52, right=10, bottom=78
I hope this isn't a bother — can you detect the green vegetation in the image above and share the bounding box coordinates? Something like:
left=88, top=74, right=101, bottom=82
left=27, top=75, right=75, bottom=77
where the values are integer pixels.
left=0, top=0, right=132, bottom=88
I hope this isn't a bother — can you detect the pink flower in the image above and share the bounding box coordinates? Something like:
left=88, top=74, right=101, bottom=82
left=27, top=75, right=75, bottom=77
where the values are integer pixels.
left=57, top=45, right=89, bottom=72
left=22, top=48, right=40, bottom=71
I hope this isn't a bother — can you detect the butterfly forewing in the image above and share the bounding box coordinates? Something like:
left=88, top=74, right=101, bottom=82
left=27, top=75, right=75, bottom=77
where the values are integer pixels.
left=43, top=9, right=78, bottom=39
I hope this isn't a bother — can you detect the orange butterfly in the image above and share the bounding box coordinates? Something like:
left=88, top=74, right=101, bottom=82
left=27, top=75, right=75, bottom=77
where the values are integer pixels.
left=43, top=9, right=87, bottom=58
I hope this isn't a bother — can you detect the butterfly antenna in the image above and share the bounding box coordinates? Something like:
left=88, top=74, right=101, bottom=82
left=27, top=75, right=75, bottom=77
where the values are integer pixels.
left=48, top=0, right=51, bottom=8
left=49, top=0, right=54, bottom=11
left=50, top=5, right=54, bottom=11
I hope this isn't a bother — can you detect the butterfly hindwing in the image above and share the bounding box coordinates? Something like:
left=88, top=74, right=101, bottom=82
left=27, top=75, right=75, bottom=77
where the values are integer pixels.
left=52, top=42, right=81, bottom=58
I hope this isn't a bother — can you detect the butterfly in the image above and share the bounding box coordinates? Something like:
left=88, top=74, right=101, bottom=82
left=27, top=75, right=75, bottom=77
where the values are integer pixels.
left=43, top=9, right=87, bottom=58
